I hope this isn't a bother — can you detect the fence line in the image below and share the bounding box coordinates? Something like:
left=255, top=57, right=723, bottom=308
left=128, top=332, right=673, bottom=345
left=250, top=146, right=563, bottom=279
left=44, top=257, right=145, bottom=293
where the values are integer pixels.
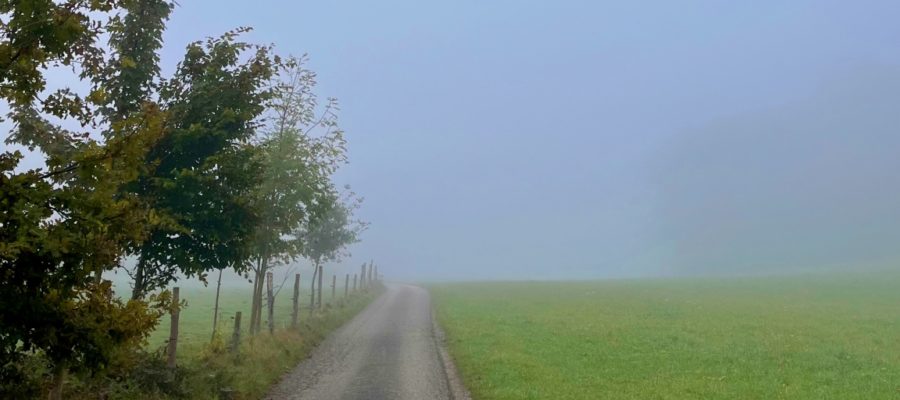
left=161, top=265, right=384, bottom=368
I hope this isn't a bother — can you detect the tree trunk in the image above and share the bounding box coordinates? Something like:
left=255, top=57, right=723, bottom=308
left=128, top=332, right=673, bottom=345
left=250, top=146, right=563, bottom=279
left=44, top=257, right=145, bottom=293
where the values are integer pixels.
left=167, top=287, right=180, bottom=369
left=48, top=362, right=66, bottom=400
left=249, top=261, right=261, bottom=335
left=211, top=268, right=223, bottom=341
left=257, top=256, right=270, bottom=333
left=131, top=254, right=147, bottom=300
left=253, top=270, right=265, bottom=334
left=309, top=261, right=318, bottom=315
left=266, top=271, right=274, bottom=334
left=291, top=273, right=300, bottom=329
left=317, top=264, right=323, bottom=309
left=250, top=255, right=269, bottom=335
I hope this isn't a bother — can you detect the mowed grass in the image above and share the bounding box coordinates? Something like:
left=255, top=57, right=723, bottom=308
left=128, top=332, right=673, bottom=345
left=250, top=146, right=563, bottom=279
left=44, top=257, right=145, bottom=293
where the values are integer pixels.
left=430, top=272, right=900, bottom=400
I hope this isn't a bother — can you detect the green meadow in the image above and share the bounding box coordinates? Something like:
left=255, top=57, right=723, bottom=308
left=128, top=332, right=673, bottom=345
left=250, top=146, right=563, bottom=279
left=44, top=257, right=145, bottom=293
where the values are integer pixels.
left=136, top=281, right=377, bottom=399
left=148, top=285, right=317, bottom=358
left=431, top=272, right=900, bottom=400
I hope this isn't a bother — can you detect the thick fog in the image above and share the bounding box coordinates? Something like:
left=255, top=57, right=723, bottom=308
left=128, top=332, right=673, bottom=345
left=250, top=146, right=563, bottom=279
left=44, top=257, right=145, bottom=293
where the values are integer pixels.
left=14, top=1, right=900, bottom=283
left=653, top=68, right=900, bottom=275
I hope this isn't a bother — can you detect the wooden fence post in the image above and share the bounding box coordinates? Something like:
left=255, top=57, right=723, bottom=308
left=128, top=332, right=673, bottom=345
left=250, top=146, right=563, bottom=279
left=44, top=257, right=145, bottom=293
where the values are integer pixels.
left=291, top=273, right=300, bottom=329
left=360, top=264, right=366, bottom=289
left=374, top=265, right=378, bottom=282
left=231, top=311, right=242, bottom=353
left=266, top=271, right=274, bottom=334
left=344, top=274, right=349, bottom=298
left=331, top=274, right=336, bottom=303
left=211, top=269, right=222, bottom=341
left=353, top=274, right=358, bottom=291
left=167, top=287, right=180, bottom=368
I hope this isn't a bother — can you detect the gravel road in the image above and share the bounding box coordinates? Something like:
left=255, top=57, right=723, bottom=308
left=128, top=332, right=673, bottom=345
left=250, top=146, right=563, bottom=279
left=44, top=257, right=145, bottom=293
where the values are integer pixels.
left=266, top=284, right=466, bottom=400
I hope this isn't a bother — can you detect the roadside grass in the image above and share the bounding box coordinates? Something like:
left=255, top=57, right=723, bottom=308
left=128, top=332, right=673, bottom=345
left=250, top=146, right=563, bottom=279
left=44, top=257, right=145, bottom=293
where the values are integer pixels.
left=430, top=272, right=900, bottom=400
left=148, top=285, right=324, bottom=359
left=133, top=283, right=381, bottom=399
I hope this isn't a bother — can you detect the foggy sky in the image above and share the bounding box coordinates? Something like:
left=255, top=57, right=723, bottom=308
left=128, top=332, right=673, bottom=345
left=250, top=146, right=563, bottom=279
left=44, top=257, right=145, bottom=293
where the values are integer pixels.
left=12, top=1, right=900, bottom=282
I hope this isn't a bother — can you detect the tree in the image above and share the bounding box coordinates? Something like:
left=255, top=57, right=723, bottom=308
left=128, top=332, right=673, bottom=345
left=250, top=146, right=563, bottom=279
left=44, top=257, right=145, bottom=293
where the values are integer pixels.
left=0, top=0, right=117, bottom=109
left=0, top=2, right=176, bottom=397
left=302, top=189, right=367, bottom=310
left=128, top=28, right=278, bottom=300
left=0, top=2, right=366, bottom=396
left=247, top=60, right=349, bottom=334
left=0, top=138, right=170, bottom=398
left=93, top=0, right=172, bottom=127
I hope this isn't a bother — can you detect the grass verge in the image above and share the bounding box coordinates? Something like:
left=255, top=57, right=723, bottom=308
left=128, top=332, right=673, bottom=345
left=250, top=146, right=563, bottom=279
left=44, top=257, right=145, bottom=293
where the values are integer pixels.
left=65, top=284, right=383, bottom=400
left=185, top=289, right=381, bottom=399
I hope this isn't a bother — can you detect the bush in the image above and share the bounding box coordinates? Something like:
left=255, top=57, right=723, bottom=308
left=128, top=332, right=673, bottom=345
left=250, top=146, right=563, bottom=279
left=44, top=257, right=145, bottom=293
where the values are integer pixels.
left=0, top=353, right=49, bottom=399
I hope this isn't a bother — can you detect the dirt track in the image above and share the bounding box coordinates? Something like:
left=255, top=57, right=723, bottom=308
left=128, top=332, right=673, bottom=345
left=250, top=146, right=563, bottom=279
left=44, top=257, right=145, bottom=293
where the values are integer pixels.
left=266, top=284, right=465, bottom=400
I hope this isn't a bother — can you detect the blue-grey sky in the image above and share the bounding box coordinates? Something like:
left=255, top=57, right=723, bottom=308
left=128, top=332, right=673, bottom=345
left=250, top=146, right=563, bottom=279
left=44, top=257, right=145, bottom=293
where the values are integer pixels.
left=16, top=1, right=900, bottom=282
left=172, top=0, right=900, bottom=281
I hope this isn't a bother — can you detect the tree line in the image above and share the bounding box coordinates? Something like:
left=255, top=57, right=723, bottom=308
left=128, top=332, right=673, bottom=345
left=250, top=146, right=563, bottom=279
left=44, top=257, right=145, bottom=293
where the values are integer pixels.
left=0, top=1, right=365, bottom=398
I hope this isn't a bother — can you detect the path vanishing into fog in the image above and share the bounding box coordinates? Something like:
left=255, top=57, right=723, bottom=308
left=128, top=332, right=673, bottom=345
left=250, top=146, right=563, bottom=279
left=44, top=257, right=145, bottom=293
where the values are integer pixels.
left=266, top=284, right=467, bottom=400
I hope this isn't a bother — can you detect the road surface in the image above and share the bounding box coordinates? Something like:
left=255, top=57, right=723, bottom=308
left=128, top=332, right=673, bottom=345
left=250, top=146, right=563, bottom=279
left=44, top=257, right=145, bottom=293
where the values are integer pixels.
left=266, top=284, right=464, bottom=400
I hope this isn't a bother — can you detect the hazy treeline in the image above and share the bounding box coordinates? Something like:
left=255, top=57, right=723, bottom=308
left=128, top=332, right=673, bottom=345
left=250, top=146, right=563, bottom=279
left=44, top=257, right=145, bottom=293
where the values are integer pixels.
left=0, top=1, right=363, bottom=398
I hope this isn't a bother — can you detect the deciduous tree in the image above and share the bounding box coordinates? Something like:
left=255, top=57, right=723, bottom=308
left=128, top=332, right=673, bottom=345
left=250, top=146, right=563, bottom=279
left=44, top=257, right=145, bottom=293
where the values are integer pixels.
left=0, top=2, right=177, bottom=397
left=248, top=60, right=349, bottom=333
left=129, top=28, right=277, bottom=300
left=302, top=189, right=367, bottom=309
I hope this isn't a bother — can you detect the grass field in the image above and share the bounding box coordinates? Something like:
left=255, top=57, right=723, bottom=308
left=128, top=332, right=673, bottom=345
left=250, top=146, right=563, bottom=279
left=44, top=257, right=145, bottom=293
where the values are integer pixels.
left=134, top=279, right=378, bottom=399
left=430, top=272, right=900, bottom=400
left=148, top=284, right=324, bottom=358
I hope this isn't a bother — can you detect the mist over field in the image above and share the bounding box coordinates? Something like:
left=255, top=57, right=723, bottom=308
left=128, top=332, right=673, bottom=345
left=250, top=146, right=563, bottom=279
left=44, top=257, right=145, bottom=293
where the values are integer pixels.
left=327, top=1, right=900, bottom=281
left=653, top=68, right=900, bottom=276
left=14, top=0, right=900, bottom=283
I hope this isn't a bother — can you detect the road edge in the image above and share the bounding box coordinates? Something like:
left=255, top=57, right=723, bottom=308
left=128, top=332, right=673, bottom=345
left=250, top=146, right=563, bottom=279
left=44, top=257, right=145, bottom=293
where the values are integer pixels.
left=431, top=302, right=473, bottom=400
left=263, top=287, right=388, bottom=399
